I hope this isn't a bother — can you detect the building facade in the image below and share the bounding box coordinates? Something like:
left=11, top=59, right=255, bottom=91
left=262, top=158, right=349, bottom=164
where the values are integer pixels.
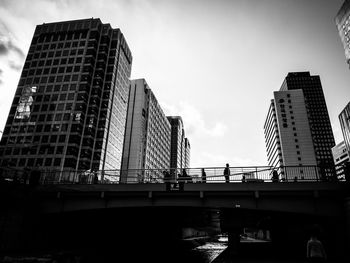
left=335, top=0, right=350, bottom=68
left=339, top=102, right=350, bottom=157
left=121, top=79, right=171, bottom=183
left=280, top=72, right=336, bottom=177
left=332, top=141, right=349, bottom=179
left=167, top=116, right=185, bottom=174
left=0, top=19, right=132, bottom=178
left=264, top=90, right=317, bottom=180
left=264, top=72, right=335, bottom=180
left=184, top=138, right=191, bottom=169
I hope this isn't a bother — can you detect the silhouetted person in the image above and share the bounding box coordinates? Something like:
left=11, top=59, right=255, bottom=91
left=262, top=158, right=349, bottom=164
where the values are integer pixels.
left=201, top=168, right=206, bottom=183
left=242, top=175, right=246, bottom=183
left=93, top=171, right=99, bottom=184
left=178, top=173, right=184, bottom=191
left=307, top=229, right=327, bottom=262
left=224, top=163, right=230, bottom=183
left=183, top=169, right=192, bottom=183
left=271, top=170, right=279, bottom=183
left=163, top=170, right=171, bottom=191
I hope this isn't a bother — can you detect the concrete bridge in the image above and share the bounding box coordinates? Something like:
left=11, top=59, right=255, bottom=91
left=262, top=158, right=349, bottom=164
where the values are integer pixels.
left=1, top=166, right=350, bottom=260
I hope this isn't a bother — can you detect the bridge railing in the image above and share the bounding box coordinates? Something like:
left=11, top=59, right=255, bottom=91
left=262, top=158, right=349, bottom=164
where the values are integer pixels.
left=0, top=165, right=342, bottom=185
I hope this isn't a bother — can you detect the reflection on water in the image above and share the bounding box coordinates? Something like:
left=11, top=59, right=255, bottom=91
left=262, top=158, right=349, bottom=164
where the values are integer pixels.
left=192, top=235, right=228, bottom=263
left=1, top=236, right=229, bottom=263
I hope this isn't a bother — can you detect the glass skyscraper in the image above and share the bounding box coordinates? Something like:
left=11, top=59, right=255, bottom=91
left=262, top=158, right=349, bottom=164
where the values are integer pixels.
left=335, top=0, right=350, bottom=68
left=339, top=102, right=350, bottom=158
left=0, top=18, right=132, bottom=175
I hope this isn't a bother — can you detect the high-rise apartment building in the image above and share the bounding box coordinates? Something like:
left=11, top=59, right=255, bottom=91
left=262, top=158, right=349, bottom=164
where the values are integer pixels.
left=339, top=102, right=350, bottom=157
left=167, top=116, right=185, bottom=173
left=335, top=0, right=350, bottom=68
left=0, top=18, right=132, bottom=175
left=121, top=79, right=171, bottom=183
left=264, top=90, right=317, bottom=179
left=264, top=72, right=335, bottom=179
left=332, top=141, right=349, bottom=179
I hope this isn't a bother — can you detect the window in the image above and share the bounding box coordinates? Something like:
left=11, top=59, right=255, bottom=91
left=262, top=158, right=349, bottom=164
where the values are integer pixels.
left=55, top=114, right=62, bottom=121
left=59, top=135, right=66, bottom=143
left=54, top=158, right=61, bottom=166
left=57, top=103, right=64, bottom=111
left=41, top=104, right=48, bottom=111
left=59, top=94, right=67, bottom=101
left=50, top=135, right=57, bottom=143
left=45, top=158, right=52, bottom=166
left=67, top=93, right=75, bottom=100
left=46, top=114, right=53, bottom=121
left=63, top=113, right=70, bottom=121
left=56, top=146, right=64, bottom=154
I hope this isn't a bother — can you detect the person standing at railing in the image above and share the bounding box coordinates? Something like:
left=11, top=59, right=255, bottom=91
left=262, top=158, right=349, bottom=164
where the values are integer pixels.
left=224, top=163, right=230, bottom=183
left=182, top=169, right=192, bottom=183
left=178, top=172, right=184, bottom=191
left=271, top=170, right=279, bottom=183
left=201, top=168, right=206, bottom=183
left=163, top=170, right=171, bottom=191
left=93, top=171, right=99, bottom=184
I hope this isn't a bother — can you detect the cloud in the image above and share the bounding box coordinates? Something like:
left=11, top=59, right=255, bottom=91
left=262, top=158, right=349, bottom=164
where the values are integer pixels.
left=8, top=60, right=22, bottom=71
left=0, top=35, right=25, bottom=58
left=162, top=101, right=228, bottom=138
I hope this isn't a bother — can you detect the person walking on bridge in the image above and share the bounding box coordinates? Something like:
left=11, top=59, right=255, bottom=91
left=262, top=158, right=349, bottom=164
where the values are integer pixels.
left=224, top=163, right=230, bottom=183
left=201, top=168, right=206, bottom=183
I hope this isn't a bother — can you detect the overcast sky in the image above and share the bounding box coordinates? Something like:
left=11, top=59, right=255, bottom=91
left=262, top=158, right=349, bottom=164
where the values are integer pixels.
left=0, top=0, right=349, bottom=168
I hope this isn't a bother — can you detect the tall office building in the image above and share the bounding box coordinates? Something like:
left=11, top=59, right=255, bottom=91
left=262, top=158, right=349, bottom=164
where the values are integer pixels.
left=335, top=0, right=350, bottom=68
left=0, top=18, right=132, bottom=175
left=121, top=79, right=171, bottom=182
left=167, top=116, right=185, bottom=173
left=264, top=72, right=335, bottom=179
left=264, top=90, right=317, bottom=179
left=339, top=102, right=350, bottom=157
left=332, top=141, right=349, bottom=179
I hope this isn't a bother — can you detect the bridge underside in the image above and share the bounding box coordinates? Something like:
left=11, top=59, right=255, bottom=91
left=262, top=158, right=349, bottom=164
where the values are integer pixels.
left=34, top=182, right=348, bottom=217
left=1, top=182, right=350, bottom=260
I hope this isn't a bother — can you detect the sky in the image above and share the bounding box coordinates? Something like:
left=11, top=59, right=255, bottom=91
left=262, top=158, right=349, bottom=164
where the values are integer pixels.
left=0, top=0, right=349, bottom=168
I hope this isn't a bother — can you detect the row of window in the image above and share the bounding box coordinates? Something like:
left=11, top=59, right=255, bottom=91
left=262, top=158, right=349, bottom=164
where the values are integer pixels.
left=1, top=157, right=62, bottom=167
left=24, top=64, right=82, bottom=77
left=28, top=47, right=85, bottom=61
left=32, top=40, right=86, bottom=52
left=23, top=73, right=80, bottom=85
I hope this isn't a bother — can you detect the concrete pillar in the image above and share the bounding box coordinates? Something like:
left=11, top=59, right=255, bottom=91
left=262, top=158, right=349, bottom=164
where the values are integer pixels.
left=227, top=228, right=241, bottom=255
